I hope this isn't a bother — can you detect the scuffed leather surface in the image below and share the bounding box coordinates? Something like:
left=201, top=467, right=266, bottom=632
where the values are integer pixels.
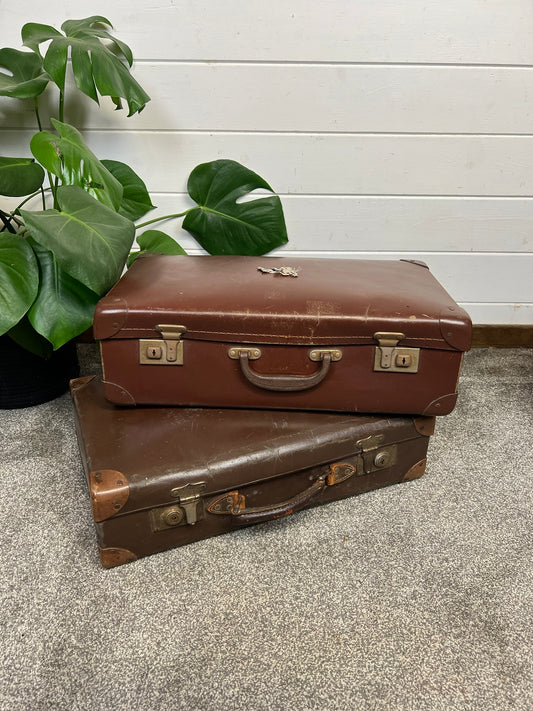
left=71, top=376, right=430, bottom=522
left=94, top=255, right=471, bottom=348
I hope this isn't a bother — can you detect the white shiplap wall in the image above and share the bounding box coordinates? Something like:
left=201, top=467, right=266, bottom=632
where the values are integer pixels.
left=2, top=0, right=533, bottom=324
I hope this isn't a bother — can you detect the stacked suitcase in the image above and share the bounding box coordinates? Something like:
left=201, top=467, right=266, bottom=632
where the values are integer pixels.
left=71, top=255, right=472, bottom=567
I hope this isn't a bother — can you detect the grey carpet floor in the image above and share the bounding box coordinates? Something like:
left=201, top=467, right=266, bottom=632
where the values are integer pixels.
left=0, top=347, right=531, bottom=711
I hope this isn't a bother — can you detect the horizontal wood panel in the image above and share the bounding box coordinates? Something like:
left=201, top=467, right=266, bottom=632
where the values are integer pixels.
left=466, top=306, right=533, bottom=326
left=6, top=63, right=533, bottom=135
left=5, top=130, right=533, bottom=197
left=4, top=1, right=533, bottom=64
left=7, top=191, right=532, bottom=254
left=8, top=63, right=533, bottom=135
left=27, top=64, right=531, bottom=135
left=91, top=133, right=533, bottom=197
left=145, top=194, right=533, bottom=253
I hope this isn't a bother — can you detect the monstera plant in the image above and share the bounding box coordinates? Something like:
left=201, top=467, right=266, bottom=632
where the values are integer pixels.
left=0, top=16, right=287, bottom=406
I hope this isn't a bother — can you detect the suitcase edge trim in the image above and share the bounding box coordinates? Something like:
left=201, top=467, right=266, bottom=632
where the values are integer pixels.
left=99, top=546, right=138, bottom=568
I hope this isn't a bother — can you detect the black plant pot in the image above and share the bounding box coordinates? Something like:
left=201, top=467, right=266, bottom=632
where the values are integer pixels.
left=0, top=335, right=80, bottom=409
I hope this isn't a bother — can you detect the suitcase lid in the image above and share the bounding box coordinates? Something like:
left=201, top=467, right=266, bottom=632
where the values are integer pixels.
left=71, top=376, right=434, bottom=521
left=93, top=255, right=471, bottom=352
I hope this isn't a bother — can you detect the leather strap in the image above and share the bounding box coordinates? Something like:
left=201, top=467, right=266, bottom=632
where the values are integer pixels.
left=207, top=477, right=327, bottom=525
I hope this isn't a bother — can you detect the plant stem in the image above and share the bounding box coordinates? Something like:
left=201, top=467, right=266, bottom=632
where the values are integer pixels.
left=33, top=100, right=49, bottom=207
left=16, top=188, right=53, bottom=213
left=34, top=98, right=43, bottom=132
left=0, top=188, right=53, bottom=233
left=59, top=89, right=65, bottom=123
left=52, top=176, right=60, bottom=210
left=0, top=211, right=21, bottom=233
left=46, top=89, right=66, bottom=210
left=135, top=210, right=193, bottom=230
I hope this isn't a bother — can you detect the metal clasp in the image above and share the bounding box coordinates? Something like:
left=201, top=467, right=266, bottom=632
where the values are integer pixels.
left=373, top=332, right=420, bottom=373
left=169, top=482, right=206, bottom=525
left=150, top=481, right=206, bottom=532
left=139, top=324, right=187, bottom=365
left=355, top=433, right=398, bottom=474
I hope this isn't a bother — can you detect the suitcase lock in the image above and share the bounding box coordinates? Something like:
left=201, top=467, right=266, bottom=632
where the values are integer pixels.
left=373, top=332, right=420, bottom=373
left=150, top=482, right=206, bottom=531
left=355, top=433, right=398, bottom=474
left=139, top=324, right=187, bottom=365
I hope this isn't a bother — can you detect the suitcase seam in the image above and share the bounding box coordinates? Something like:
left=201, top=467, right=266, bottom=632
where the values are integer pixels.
left=103, top=327, right=448, bottom=344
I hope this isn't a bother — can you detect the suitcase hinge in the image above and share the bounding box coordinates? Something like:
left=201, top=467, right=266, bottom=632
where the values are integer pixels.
left=373, top=332, right=420, bottom=373
left=139, top=324, right=187, bottom=366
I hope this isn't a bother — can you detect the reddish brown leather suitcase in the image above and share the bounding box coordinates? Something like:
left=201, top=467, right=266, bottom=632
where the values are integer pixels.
left=71, top=375, right=435, bottom=568
left=94, top=254, right=471, bottom=415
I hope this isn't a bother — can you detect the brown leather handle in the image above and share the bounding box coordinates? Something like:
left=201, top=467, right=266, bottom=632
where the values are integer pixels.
left=238, top=351, right=332, bottom=392
left=207, top=477, right=327, bottom=525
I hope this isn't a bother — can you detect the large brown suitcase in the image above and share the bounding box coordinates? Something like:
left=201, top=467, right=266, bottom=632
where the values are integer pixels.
left=94, top=255, right=471, bottom=415
left=71, top=375, right=435, bottom=568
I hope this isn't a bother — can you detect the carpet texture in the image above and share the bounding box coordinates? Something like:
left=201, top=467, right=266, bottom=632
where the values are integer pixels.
left=0, top=347, right=531, bottom=711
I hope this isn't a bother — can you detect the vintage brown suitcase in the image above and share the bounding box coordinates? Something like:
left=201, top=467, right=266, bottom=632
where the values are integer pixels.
left=94, top=255, right=471, bottom=416
left=71, top=375, right=435, bottom=568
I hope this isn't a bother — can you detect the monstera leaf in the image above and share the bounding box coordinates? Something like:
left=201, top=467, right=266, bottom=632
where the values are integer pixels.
left=7, top=317, right=54, bottom=358
left=31, top=120, right=123, bottom=210
left=0, top=234, right=39, bottom=336
left=101, top=159, right=155, bottom=220
left=22, top=16, right=150, bottom=115
left=127, top=229, right=187, bottom=267
left=20, top=185, right=135, bottom=295
left=0, top=157, right=45, bottom=197
left=28, top=241, right=100, bottom=349
left=183, top=160, right=288, bottom=255
left=0, top=48, right=49, bottom=99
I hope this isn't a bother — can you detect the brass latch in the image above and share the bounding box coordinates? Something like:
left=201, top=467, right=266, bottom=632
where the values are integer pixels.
left=373, top=332, right=420, bottom=373
left=170, top=482, right=206, bottom=525
left=355, top=433, right=398, bottom=474
left=324, top=436, right=398, bottom=482
left=139, top=324, right=187, bottom=365
left=150, top=481, right=206, bottom=532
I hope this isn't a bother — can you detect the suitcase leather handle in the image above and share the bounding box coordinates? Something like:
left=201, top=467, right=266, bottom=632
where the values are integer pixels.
left=207, top=476, right=327, bottom=525
left=237, top=350, right=333, bottom=392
